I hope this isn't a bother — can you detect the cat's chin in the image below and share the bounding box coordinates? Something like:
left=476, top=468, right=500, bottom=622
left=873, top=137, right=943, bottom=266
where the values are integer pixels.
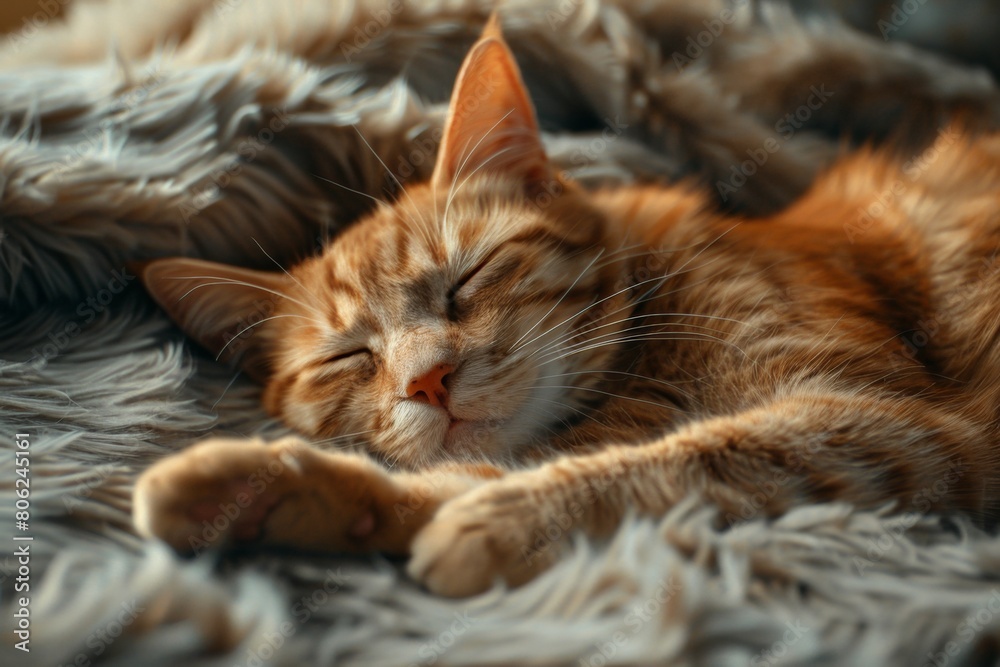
left=442, top=419, right=482, bottom=455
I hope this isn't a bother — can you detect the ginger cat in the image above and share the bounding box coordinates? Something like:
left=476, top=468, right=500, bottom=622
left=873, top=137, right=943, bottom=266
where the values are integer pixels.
left=133, top=18, right=1000, bottom=597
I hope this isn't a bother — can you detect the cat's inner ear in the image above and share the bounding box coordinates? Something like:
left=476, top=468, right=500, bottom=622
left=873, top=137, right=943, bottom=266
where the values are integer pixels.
left=431, top=15, right=551, bottom=194
left=135, top=258, right=292, bottom=383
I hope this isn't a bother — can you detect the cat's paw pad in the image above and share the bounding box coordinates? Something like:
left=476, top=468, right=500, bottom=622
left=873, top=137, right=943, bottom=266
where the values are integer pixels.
left=134, top=437, right=409, bottom=555
left=407, top=485, right=560, bottom=597
left=133, top=437, right=306, bottom=553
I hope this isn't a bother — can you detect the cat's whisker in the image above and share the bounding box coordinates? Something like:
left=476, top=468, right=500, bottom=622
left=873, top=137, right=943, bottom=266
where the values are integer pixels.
left=510, top=282, right=639, bottom=356
left=513, top=239, right=739, bottom=354
left=250, top=236, right=325, bottom=307
left=519, top=248, right=742, bottom=356
left=307, top=429, right=378, bottom=447
left=532, top=321, right=740, bottom=366
left=632, top=223, right=745, bottom=306
left=172, top=276, right=327, bottom=318
left=210, top=371, right=243, bottom=411
left=589, top=236, right=720, bottom=272
left=353, top=125, right=410, bottom=202
left=509, top=264, right=727, bottom=357
left=312, top=173, right=388, bottom=207
left=352, top=125, right=439, bottom=250
left=445, top=109, right=514, bottom=204
left=644, top=252, right=733, bottom=299
left=396, top=206, right=437, bottom=254
left=527, top=312, right=755, bottom=360
left=532, top=370, right=696, bottom=402
left=854, top=367, right=946, bottom=395
left=442, top=110, right=516, bottom=233
left=449, top=111, right=515, bottom=183
left=443, top=142, right=520, bottom=237
left=548, top=320, right=742, bottom=357
left=509, top=248, right=605, bottom=353
left=520, top=394, right=613, bottom=427
left=518, top=384, right=682, bottom=413
left=591, top=241, right=647, bottom=268
left=351, top=126, right=441, bottom=250
left=539, top=332, right=753, bottom=367
left=216, top=314, right=319, bottom=360
left=530, top=314, right=745, bottom=357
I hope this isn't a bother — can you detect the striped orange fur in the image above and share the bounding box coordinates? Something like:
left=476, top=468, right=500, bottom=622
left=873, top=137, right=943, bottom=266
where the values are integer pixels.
left=133, top=18, right=1000, bottom=596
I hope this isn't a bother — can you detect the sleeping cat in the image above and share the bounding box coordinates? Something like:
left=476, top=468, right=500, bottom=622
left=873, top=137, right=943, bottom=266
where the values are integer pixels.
left=133, top=17, right=1000, bottom=597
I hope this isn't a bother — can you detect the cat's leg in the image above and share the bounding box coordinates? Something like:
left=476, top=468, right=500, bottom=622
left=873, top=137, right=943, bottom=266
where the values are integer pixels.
left=408, top=391, right=988, bottom=597
left=133, top=436, right=501, bottom=555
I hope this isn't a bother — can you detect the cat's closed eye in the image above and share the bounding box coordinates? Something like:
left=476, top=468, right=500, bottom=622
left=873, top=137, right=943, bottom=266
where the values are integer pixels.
left=453, top=247, right=505, bottom=294
left=448, top=269, right=477, bottom=303
left=447, top=248, right=508, bottom=318
left=323, top=349, right=371, bottom=365
left=452, top=244, right=525, bottom=296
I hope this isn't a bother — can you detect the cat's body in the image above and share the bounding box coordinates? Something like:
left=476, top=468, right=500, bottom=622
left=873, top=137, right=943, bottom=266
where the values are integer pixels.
left=133, top=18, right=1000, bottom=596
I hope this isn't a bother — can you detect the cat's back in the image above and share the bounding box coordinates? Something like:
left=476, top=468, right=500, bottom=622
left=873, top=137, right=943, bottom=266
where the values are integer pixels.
left=584, top=134, right=1000, bottom=423
left=773, top=130, right=1000, bottom=397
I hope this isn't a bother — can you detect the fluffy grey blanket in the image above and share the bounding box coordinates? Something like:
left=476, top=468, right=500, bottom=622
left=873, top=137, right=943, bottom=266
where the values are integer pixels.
left=2, top=1, right=1000, bottom=665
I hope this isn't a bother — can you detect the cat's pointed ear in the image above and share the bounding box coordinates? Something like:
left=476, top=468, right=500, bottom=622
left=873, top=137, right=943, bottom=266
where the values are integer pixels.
left=432, top=14, right=551, bottom=194
left=135, top=258, right=292, bottom=383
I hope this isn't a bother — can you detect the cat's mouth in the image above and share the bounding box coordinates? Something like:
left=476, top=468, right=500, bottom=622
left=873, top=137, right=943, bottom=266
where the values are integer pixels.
left=398, top=392, right=518, bottom=461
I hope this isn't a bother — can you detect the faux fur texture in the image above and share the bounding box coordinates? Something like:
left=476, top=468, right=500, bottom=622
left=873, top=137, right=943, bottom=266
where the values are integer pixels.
left=3, top=1, right=1000, bottom=665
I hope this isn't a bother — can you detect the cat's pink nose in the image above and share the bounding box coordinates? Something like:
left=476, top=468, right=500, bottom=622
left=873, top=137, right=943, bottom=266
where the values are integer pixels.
left=406, top=363, right=454, bottom=408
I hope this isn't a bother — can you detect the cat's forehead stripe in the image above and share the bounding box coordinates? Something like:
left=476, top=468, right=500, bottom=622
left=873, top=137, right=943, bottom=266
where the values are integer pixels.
left=393, top=222, right=411, bottom=267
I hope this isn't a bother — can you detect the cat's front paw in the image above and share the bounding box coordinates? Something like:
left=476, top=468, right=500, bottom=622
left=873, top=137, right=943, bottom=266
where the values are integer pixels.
left=133, top=437, right=400, bottom=554
left=407, top=483, right=566, bottom=597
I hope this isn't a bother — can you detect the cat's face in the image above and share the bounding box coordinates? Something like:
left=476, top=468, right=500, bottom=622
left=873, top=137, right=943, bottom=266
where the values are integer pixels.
left=265, top=176, right=625, bottom=465
left=137, top=18, right=635, bottom=467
